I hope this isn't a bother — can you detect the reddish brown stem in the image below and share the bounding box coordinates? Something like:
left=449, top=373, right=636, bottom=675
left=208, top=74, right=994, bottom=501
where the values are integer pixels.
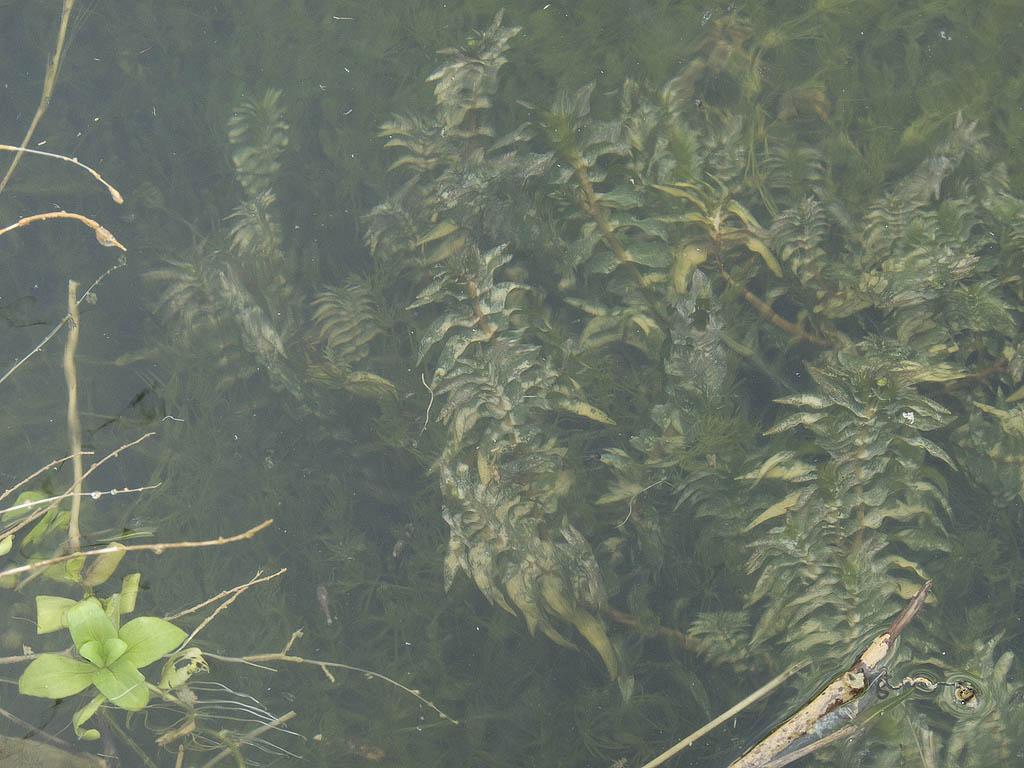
left=718, top=265, right=828, bottom=346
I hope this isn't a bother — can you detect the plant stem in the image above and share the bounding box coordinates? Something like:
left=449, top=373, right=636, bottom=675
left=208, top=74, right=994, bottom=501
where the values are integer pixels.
left=64, top=280, right=83, bottom=552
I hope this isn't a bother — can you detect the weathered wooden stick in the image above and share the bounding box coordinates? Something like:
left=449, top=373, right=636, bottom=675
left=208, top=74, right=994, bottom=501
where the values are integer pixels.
left=638, top=661, right=809, bottom=768
left=727, top=580, right=932, bottom=768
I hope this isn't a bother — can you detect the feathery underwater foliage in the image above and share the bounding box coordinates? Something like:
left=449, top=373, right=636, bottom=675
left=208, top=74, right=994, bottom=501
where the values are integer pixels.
left=148, top=88, right=399, bottom=405
left=360, top=12, right=1024, bottom=763
left=147, top=88, right=306, bottom=401
left=145, top=9, right=1024, bottom=764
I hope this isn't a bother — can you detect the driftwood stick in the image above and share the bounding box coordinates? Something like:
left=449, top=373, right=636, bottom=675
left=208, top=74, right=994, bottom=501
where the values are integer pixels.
left=638, top=661, right=809, bottom=768
left=727, top=580, right=932, bottom=768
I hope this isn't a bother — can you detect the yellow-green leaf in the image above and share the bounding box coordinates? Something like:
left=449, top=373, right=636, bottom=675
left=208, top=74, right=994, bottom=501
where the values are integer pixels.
left=672, top=245, right=707, bottom=293
left=744, top=488, right=807, bottom=532
left=558, top=400, right=615, bottom=424
left=743, top=235, right=782, bottom=278
left=414, top=219, right=458, bottom=248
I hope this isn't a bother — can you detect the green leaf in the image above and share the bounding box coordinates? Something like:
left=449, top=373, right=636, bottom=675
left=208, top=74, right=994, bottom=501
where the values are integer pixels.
left=555, top=398, right=615, bottom=425
left=72, top=693, right=106, bottom=740
left=622, top=241, right=672, bottom=269
left=43, top=553, right=83, bottom=584
left=91, top=658, right=148, bottom=711
left=119, top=617, right=187, bottom=669
left=741, top=235, right=782, bottom=278
left=67, top=598, right=117, bottom=650
left=595, top=185, right=642, bottom=209
left=22, top=499, right=68, bottom=548
left=18, top=654, right=96, bottom=699
left=117, top=573, right=141, bottom=615
left=35, top=595, right=77, bottom=634
left=103, top=637, right=128, bottom=665
left=7, top=490, right=46, bottom=521
left=82, top=543, right=125, bottom=587
left=743, top=488, right=812, bottom=532
left=0, top=534, right=12, bottom=556
left=414, top=218, right=459, bottom=247
left=78, top=640, right=105, bottom=668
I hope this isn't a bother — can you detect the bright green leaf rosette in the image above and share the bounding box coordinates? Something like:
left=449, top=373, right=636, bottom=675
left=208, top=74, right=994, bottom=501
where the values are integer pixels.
left=18, top=597, right=187, bottom=739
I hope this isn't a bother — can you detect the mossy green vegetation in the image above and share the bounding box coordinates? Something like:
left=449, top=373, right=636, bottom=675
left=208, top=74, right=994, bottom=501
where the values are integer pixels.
left=6, top=0, right=1024, bottom=765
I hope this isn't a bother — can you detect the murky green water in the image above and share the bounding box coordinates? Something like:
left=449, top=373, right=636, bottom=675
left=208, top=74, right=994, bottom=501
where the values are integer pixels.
left=1, top=1, right=1022, bottom=766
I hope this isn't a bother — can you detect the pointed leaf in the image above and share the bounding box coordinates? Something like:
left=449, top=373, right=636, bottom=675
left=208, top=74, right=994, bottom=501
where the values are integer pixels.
left=742, top=235, right=782, bottom=278
left=595, top=185, right=642, bottom=209
left=743, top=488, right=810, bottom=532
left=18, top=654, right=97, bottom=699
left=119, top=617, right=187, bottom=669
left=763, top=411, right=826, bottom=435
left=623, top=241, right=673, bottom=269
left=726, top=198, right=765, bottom=232
left=897, top=434, right=956, bottom=469
left=738, top=451, right=796, bottom=486
left=413, top=218, right=458, bottom=247
left=774, top=394, right=829, bottom=409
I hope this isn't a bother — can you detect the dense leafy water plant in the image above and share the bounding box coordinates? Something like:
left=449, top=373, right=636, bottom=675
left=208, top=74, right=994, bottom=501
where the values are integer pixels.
left=357, top=12, right=1023, bottom=764
left=141, top=6, right=1024, bottom=765
left=18, top=590, right=187, bottom=740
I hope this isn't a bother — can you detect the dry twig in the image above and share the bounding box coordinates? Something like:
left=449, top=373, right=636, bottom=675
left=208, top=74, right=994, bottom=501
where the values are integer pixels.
left=206, top=629, right=458, bottom=725
left=171, top=568, right=288, bottom=650
left=0, top=433, right=154, bottom=542
left=0, top=210, right=126, bottom=250
left=0, top=0, right=76, bottom=196
left=0, top=519, right=274, bottom=581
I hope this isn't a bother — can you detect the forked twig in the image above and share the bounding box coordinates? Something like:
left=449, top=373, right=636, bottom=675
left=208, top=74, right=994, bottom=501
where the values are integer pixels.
left=643, top=582, right=932, bottom=768
left=0, top=144, right=123, bottom=204
left=171, top=568, right=288, bottom=650
left=0, top=433, right=153, bottom=541
left=167, top=569, right=287, bottom=622
left=0, top=256, right=126, bottom=387
left=206, top=629, right=458, bottom=725
left=0, top=451, right=81, bottom=505
left=718, top=264, right=828, bottom=347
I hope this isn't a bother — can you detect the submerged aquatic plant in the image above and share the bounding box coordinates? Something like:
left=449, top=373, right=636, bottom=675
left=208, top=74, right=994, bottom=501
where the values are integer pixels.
left=144, top=8, right=1024, bottom=764
left=359, top=11, right=1023, bottom=761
